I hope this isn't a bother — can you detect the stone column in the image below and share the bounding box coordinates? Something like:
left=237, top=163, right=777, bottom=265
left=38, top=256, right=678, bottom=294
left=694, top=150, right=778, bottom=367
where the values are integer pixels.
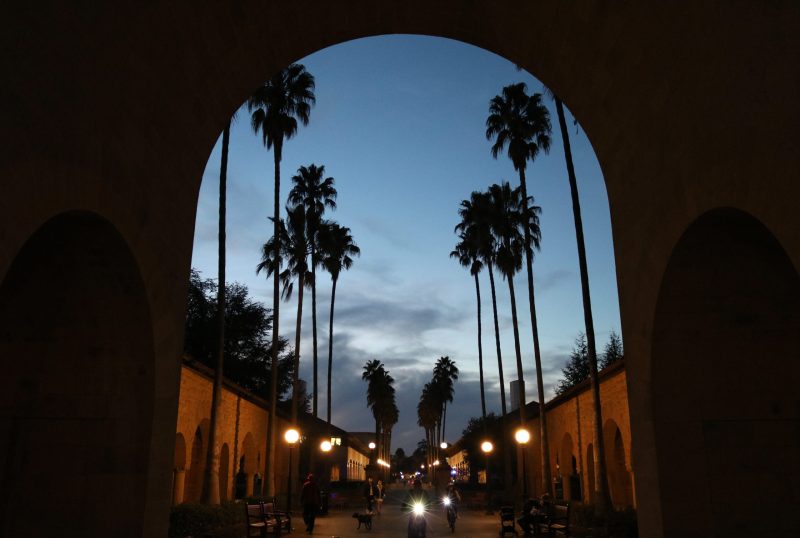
left=172, top=469, right=186, bottom=504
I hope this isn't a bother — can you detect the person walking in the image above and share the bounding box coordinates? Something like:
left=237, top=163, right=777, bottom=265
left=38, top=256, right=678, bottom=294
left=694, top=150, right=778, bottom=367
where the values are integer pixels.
left=375, top=479, right=385, bottom=514
left=363, top=476, right=376, bottom=513
left=301, top=473, right=321, bottom=534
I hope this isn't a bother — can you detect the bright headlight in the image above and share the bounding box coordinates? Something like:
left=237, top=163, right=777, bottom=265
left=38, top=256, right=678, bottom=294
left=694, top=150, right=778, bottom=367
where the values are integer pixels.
left=413, top=502, right=425, bottom=516
left=443, top=497, right=451, bottom=506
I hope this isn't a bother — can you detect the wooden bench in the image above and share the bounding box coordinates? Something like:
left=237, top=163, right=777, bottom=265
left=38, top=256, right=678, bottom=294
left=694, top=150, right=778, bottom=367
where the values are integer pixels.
left=500, top=505, right=517, bottom=535
left=245, top=501, right=292, bottom=536
left=536, top=503, right=570, bottom=536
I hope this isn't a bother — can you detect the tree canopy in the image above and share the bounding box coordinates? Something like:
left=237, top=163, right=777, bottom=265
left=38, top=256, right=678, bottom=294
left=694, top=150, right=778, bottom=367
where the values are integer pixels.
left=184, top=269, right=296, bottom=400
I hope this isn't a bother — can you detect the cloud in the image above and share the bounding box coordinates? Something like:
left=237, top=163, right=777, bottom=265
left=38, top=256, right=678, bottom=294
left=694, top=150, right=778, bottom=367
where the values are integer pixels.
left=537, top=269, right=576, bottom=293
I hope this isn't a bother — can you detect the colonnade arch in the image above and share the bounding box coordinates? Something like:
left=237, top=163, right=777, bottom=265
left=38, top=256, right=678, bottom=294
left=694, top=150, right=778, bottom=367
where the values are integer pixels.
left=0, top=212, right=154, bottom=536
left=651, top=208, right=800, bottom=537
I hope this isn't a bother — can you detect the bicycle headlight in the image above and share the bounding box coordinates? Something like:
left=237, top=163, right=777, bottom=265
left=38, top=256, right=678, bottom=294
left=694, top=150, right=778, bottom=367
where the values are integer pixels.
left=413, top=502, right=425, bottom=516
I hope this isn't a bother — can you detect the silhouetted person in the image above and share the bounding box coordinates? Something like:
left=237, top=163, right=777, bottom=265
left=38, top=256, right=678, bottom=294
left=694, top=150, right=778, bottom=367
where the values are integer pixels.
left=301, top=473, right=321, bottom=534
left=363, top=476, right=376, bottom=513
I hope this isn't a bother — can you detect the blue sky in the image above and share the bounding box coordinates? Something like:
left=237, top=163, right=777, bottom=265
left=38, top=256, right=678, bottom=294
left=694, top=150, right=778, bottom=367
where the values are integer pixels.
left=191, top=35, right=621, bottom=453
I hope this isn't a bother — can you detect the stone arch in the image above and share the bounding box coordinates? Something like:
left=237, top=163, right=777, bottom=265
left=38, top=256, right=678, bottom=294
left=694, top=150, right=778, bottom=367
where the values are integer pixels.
left=559, top=433, right=578, bottom=501
left=219, top=443, right=230, bottom=502
left=603, top=419, right=632, bottom=508
left=173, top=433, right=188, bottom=504
left=0, top=212, right=154, bottom=536
left=185, top=426, right=206, bottom=502
left=652, top=208, right=800, bottom=536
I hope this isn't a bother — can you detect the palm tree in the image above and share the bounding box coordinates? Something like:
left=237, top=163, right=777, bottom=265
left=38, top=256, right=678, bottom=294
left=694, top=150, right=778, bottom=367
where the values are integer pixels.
left=450, top=234, right=487, bottom=421
left=456, top=190, right=513, bottom=490
left=201, top=118, right=231, bottom=504
left=456, top=192, right=507, bottom=418
left=248, top=63, right=315, bottom=497
left=487, top=182, right=542, bottom=426
left=547, top=88, right=612, bottom=511
left=288, top=164, right=337, bottom=418
left=433, top=356, right=459, bottom=444
left=417, top=382, right=439, bottom=468
left=486, top=82, right=553, bottom=494
left=317, top=222, right=360, bottom=425
left=256, top=205, right=311, bottom=425
left=362, top=360, right=395, bottom=467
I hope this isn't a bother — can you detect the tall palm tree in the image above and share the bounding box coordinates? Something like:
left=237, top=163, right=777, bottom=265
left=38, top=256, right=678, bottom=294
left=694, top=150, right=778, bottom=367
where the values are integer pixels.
left=450, top=234, right=486, bottom=421
left=417, top=382, right=439, bottom=468
left=456, top=190, right=513, bottom=489
left=547, top=89, right=612, bottom=511
left=248, top=63, right=315, bottom=497
left=486, top=82, right=553, bottom=494
left=288, top=164, right=337, bottom=418
left=456, top=192, right=507, bottom=417
left=317, top=222, right=360, bottom=425
left=256, top=205, right=311, bottom=425
left=201, top=118, right=231, bottom=504
left=433, top=356, right=459, bottom=444
left=487, top=182, right=542, bottom=426
left=362, top=360, right=394, bottom=467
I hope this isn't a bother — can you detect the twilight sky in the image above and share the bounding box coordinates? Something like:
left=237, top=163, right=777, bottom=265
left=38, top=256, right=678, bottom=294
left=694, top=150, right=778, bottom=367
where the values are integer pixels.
left=191, top=35, right=621, bottom=454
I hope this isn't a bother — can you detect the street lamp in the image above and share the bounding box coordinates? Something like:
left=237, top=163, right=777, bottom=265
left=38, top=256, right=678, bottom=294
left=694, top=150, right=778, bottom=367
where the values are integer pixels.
left=481, top=440, right=494, bottom=514
left=320, top=440, right=332, bottom=452
left=515, top=428, right=530, bottom=498
left=284, top=428, right=300, bottom=514
left=440, top=441, right=448, bottom=450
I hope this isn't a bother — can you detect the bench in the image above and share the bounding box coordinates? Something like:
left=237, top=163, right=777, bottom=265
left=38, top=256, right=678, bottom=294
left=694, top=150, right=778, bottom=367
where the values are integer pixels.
left=245, top=501, right=292, bottom=536
left=536, top=503, right=570, bottom=536
left=500, top=505, right=517, bottom=535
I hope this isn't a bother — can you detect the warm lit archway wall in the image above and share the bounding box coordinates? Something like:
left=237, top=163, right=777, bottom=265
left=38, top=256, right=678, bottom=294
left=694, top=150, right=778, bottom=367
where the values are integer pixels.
left=1, top=3, right=798, bottom=536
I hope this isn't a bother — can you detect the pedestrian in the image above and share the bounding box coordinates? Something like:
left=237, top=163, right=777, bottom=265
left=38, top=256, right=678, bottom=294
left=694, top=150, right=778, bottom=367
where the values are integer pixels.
left=363, top=476, right=375, bottom=513
left=300, top=473, right=321, bottom=534
left=375, top=479, right=385, bottom=514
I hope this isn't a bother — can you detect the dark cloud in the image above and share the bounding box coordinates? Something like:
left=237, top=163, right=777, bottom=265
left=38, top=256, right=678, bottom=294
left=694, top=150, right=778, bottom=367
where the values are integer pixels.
left=537, top=269, right=576, bottom=293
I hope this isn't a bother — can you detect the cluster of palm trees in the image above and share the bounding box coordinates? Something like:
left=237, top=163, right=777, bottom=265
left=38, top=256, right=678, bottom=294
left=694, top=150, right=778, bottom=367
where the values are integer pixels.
left=451, top=82, right=611, bottom=511
left=201, top=63, right=360, bottom=503
left=416, top=356, right=459, bottom=471
left=361, top=360, right=399, bottom=470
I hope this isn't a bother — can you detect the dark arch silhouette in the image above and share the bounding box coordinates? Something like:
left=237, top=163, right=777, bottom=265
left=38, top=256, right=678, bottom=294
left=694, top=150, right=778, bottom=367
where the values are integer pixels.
left=0, top=212, right=154, bottom=536
left=652, top=208, right=800, bottom=537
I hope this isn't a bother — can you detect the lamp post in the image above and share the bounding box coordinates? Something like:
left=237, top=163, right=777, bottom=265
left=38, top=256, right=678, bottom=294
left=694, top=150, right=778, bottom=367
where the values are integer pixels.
left=284, top=428, right=300, bottom=514
left=515, top=428, right=531, bottom=498
left=481, top=440, right=494, bottom=514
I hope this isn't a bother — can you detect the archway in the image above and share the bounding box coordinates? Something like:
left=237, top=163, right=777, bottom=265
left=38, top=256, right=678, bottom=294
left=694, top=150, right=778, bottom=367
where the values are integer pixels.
left=173, top=433, right=187, bottom=504
left=219, top=443, right=230, bottom=502
left=0, top=212, right=154, bottom=536
left=186, top=425, right=206, bottom=502
left=559, top=433, right=579, bottom=501
left=652, top=208, right=800, bottom=536
left=603, top=419, right=632, bottom=508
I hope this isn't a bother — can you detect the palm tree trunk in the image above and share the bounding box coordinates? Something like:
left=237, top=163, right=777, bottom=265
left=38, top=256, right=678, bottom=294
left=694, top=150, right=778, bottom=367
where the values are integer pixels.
left=505, top=274, right=526, bottom=424
left=201, top=120, right=230, bottom=504
left=292, top=272, right=305, bottom=424
left=326, top=276, right=338, bottom=425
left=311, top=248, right=319, bottom=417
left=474, top=273, right=487, bottom=420
left=517, top=166, right=553, bottom=496
left=265, top=140, right=283, bottom=498
left=554, top=96, right=611, bottom=512
left=441, top=401, right=447, bottom=444
left=487, top=263, right=507, bottom=415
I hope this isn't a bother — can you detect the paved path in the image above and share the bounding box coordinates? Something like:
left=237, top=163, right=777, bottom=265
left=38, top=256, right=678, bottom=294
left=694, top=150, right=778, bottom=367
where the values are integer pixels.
left=300, top=485, right=504, bottom=538
left=303, top=507, right=502, bottom=538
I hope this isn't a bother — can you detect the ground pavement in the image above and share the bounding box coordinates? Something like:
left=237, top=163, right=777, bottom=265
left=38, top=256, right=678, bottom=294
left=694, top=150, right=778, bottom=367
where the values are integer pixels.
left=299, top=485, right=504, bottom=538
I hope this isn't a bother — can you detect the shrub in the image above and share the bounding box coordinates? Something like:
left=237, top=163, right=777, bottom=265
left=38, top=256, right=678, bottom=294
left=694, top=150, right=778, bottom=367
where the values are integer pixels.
left=169, top=502, right=243, bottom=538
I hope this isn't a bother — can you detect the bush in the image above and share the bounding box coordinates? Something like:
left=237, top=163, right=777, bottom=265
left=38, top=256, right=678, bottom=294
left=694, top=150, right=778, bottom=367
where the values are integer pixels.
left=169, top=502, right=243, bottom=538
left=571, top=504, right=637, bottom=538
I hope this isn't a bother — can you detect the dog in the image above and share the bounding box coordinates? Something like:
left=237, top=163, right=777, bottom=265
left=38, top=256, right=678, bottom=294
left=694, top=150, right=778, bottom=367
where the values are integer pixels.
left=352, top=512, right=373, bottom=530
